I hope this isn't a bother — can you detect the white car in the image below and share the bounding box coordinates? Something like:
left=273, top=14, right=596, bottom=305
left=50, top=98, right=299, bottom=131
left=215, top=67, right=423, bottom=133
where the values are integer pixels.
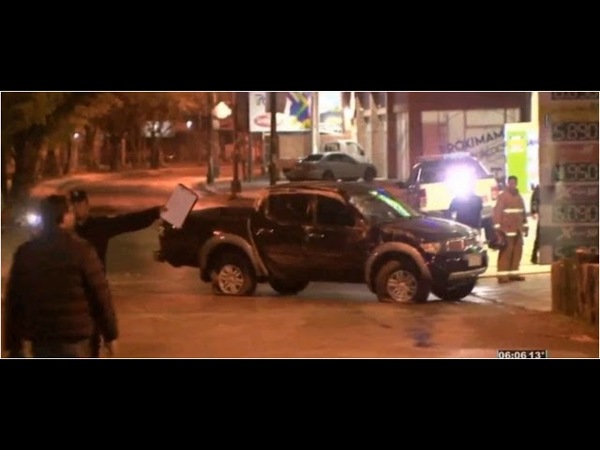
left=398, top=153, right=499, bottom=231
left=285, top=152, right=378, bottom=182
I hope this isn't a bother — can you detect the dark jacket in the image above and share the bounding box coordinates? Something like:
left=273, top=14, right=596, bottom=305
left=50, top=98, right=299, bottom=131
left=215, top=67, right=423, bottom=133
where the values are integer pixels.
left=447, top=194, right=483, bottom=229
left=3, top=229, right=118, bottom=352
left=75, top=207, right=161, bottom=268
left=530, top=185, right=540, bottom=215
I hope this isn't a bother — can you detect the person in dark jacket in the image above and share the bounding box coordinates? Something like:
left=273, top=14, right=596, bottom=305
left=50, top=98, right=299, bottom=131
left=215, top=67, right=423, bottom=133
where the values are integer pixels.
left=447, top=178, right=484, bottom=231
left=2, top=195, right=118, bottom=358
left=530, top=184, right=541, bottom=264
left=69, top=189, right=163, bottom=269
left=69, top=189, right=162, bottom=356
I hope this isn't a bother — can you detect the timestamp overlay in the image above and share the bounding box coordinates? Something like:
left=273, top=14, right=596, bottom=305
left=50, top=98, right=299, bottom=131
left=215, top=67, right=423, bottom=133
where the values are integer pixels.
left=538, top=92, right=599, bottom=264
left=497, top=350, right=549, bottom=359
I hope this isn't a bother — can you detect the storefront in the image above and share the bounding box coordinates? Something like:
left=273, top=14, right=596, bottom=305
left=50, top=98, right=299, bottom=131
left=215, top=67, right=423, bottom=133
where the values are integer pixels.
left=354, top=92, right=532, bottom=181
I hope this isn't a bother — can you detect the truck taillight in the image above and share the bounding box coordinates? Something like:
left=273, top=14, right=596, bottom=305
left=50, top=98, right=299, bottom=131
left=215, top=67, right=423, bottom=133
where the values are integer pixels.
left=491, top=185, right=499, bottom=201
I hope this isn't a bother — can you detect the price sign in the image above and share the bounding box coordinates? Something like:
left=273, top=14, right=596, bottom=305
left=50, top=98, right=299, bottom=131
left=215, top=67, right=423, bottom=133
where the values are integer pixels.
left=552, top=162, right=599, bottom=183
left=538, top=92, right=599, bottom=264
left=542, top=226, right=599, bottom=260
left=551, top=92, right=599, bottom=101
left=552, top=204, right=599, bottom=224
left=551, top=121, right=599, bottom=142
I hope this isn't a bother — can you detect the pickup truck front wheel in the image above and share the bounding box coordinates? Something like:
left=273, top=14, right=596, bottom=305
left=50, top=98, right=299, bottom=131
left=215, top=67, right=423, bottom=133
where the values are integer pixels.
left=211, top=251, right=257, bottom=296
left=269, top=278, right=309, bottom=295
left=375, top=259, right=429, bottom=303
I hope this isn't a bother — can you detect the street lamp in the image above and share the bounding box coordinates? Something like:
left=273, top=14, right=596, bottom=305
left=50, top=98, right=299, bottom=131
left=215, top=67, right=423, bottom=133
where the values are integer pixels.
left=213, top=101, right=232, bottom=120
left=212, top=99, right=241, bottom=198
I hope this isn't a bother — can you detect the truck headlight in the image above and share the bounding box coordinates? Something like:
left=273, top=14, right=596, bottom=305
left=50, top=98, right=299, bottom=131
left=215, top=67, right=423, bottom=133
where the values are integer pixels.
left=420, top=242, right=442, bottom=254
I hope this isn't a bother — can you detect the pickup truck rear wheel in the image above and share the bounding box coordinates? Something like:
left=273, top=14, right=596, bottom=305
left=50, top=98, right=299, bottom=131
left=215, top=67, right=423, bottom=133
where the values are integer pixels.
left=432, top=280, right=476, bottom=301
left=375, top=260, right=429, bottom=303
left=269, top=278, right=309, bottom=295
left=211, top=252, right=257, bottom=296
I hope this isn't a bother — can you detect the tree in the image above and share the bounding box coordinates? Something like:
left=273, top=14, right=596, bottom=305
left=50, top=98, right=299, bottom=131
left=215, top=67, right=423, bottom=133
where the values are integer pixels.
left=1, top=92, right=212, bottom=203
left=126, top=92, right=209, bottom=169
left=89, top=92, right=210, bottom=170
left=1, top=92, right=119, bottom=201
left=2, top=92, right=69, bottom=202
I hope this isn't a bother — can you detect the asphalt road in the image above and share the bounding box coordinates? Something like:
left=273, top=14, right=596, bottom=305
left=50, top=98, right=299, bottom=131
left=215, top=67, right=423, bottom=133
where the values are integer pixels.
left=2, top=223, right=598, bottom=358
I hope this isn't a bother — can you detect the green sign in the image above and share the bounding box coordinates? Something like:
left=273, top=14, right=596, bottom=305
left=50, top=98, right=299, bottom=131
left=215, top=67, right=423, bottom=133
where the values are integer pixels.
left=504, top=123, right=536, bottom=193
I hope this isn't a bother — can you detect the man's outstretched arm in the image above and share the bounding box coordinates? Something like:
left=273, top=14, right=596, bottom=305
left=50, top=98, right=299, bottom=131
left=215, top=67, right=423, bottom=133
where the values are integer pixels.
left=104, top=206, right=162, bottom=237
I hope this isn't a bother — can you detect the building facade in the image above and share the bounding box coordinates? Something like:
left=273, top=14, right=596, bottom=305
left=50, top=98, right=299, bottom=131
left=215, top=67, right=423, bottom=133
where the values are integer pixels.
left=353, top=92, right=532, bottom=182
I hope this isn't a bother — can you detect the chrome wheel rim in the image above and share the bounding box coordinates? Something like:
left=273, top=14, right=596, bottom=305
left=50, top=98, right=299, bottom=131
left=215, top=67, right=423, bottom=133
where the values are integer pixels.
left=217, top=264, right=245, bottom=294
left=386, top=270, right=418, bottom=302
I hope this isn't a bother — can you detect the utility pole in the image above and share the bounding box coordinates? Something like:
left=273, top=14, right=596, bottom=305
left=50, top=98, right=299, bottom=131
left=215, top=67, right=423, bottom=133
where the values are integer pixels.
left=230, top=92, right=242, bottom=198
left=268, top=92, right=279, bottom=186
left=311, top=91, right=319, bottom=154
left=206, top=92, right=215, bottom=185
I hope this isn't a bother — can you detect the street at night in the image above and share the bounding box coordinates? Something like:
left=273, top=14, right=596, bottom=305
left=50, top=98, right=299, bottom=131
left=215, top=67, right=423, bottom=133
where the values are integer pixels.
left=1, top=91, right=598, bottom=359
left=3, top=212, right=597, bottom=358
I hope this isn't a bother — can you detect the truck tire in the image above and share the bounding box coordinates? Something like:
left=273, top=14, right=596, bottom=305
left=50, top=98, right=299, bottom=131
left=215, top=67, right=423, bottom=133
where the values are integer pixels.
left=210, top=250, right=257, bottom=296
left=432, top=281, right=476, bottom=301
left=363, top=167, right=376, bottom=182
left=269, top=278, right=309, bottom=295
left=375, top=259, right=429, bottom=304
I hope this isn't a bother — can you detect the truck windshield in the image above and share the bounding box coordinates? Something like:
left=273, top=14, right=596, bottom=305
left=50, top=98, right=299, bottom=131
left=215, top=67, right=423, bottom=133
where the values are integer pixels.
left=349, top=189, right=422, bottom=223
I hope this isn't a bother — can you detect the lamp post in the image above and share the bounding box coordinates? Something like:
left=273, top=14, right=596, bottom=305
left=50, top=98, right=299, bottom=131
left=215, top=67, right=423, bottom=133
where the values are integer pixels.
left=206, top=94, right=215, bottom=185
left=212, top=100, right=241, bottom=198
left=268, top=92, right=279, bottom=186
left=230, top=94, right=242, bottom=198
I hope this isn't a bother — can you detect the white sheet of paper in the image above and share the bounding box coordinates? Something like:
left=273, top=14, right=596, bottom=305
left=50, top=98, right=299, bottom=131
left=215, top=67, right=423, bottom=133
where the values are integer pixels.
left=160, top=184, right=199, bottom=228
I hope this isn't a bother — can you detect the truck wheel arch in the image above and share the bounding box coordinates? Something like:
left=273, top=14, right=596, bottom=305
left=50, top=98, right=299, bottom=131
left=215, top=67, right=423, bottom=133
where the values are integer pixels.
left=365, top=242, right=432, bottom=292
left=199, top=234, right=268, bottom=282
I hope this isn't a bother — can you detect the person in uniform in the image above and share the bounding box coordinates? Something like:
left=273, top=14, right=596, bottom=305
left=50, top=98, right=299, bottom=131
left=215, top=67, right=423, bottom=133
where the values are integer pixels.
left=492, top=176, right=528, bottom=283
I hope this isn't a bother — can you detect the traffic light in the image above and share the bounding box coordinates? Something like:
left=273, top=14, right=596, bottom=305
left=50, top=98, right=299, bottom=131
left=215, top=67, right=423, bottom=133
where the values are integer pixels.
left=265, top=92, right=287, bottom=113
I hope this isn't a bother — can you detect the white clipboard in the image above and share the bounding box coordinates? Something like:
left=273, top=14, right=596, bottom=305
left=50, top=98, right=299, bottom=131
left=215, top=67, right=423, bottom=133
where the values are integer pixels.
left=160, top=184, right=199, bottom=228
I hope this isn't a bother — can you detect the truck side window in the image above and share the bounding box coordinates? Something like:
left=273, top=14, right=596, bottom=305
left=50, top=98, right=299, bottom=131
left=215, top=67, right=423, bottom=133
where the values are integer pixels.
left=267, top=194, right=312, bottom=225
left=316, top=196, right=355, bottom=227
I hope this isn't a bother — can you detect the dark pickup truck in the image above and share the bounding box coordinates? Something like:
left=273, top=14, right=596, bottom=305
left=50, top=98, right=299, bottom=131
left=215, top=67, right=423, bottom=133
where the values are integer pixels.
left=154, top=181, right=488, bottom=303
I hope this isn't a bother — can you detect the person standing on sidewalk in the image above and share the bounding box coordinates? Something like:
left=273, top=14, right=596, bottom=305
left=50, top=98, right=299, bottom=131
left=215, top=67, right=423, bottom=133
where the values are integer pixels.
left=3, top=195, right=118, bottom=358
left=446, top=178, right=484, bottom=231
left=493, top=175, right=528, bottom=283
left=69, top=189, right=162, bottom=356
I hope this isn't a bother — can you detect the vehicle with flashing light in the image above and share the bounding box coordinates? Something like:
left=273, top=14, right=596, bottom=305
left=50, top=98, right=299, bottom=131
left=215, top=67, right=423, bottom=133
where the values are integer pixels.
left=154, top=181, right=488, bottom=303
left=397, top=152, right=499, bottom=232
